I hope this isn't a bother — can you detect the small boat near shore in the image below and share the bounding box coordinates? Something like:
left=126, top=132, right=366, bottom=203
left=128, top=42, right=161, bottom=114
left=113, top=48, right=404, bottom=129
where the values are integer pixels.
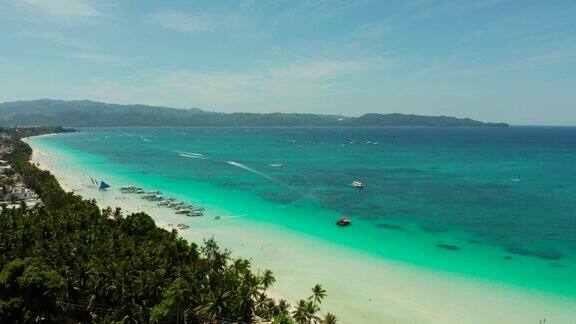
left=188, top=210, right=204, bottom=217
left=335, top=216, right=351, bottom=226
left=98, top=181, right=110, bottom=191
left=141, top=191, right=163, bottom=200
left=136, top=188, right=205, bottom=217
left=177, top=223, right=189, bottom=230
left=120, top=186, right=143, bottom=193
left=175, top=208, right=192, bottom=214
left=157, top=198, right=175, bottom=206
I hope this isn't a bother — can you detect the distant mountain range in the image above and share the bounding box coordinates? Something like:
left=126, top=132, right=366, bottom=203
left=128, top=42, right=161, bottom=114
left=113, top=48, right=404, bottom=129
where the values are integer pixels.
left=0, top=99, right=508, bottom=127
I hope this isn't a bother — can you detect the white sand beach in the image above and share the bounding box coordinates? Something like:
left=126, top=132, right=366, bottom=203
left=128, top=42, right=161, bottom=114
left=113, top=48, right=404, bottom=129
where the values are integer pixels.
left=27, top=138, right=576, bottom=323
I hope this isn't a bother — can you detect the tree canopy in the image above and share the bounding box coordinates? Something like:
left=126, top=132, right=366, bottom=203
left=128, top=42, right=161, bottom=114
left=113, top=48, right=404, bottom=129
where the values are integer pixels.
left=0, top=132, right=336, bottom=323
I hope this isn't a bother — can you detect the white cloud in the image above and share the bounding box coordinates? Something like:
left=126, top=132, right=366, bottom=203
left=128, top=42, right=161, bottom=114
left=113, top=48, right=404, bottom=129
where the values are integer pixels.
left=20, top=0, right=100, bottom=18
left=17, top=30, right=91, bottom=49
left=266, top=59, right=389, bottom=80
left=413, top=0, right=504, bottom=19
left=513, top=48, right=576, bottom=67
left=68, top=58, right=386, bottom=112
left=67, top=52, right=137, bottom=66
left=149, top=9, right=213, bottom=33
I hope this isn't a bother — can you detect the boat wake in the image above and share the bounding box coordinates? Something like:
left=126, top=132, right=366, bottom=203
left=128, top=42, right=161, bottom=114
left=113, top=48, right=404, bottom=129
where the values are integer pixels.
left=219, top=214, right=247, bottom=219
left=182, top=152, right=204, bottom=157
left=227, top=161, right=275, bottom=182
left=180, top=153, right=207, bottom=160
left=174, top=150, right=209, bottom=160
left=278, top=190, right=314, bottom=209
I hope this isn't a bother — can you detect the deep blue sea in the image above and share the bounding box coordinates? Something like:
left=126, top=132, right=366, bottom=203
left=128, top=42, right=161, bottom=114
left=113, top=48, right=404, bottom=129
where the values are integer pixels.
left=32, top=126, right=576, bottom=298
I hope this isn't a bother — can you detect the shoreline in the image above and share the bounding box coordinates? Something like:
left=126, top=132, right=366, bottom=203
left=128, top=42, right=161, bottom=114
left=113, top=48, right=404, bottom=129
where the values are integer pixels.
left=25, top=135, right=576, bottom=323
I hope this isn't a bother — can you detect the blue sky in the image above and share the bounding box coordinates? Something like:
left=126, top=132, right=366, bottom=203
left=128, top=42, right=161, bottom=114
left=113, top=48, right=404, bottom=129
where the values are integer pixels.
left=0, top=0, right=575, bottom=124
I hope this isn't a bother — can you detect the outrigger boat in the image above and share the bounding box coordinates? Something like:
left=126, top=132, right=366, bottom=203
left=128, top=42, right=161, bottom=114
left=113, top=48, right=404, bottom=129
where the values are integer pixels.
left=187, top=210, right=204, bottom=217
left=148, top=195, right=164, bottom=201
left=177, top=223, right=189, bottom=230
left=120, top=186, right=142, bottom=193
left=157, top=198, right=175, bottom=206
left=142, top=191, right=163, bottom=200
left=167, top=201, right=184, bottom=208
left=174, top=204, right=192, bottom=211
left=350, top=181, right=366, bottom=189
left=141, top=191, right=161, bottom=198
left=335, top=216, right=351, bottom=227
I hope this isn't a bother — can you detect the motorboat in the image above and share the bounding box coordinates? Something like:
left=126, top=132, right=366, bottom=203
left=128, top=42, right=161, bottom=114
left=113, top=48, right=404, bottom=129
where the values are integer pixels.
left=335, top=216, right=351, bottom=226
left=350, top=181, right=366, bottom=189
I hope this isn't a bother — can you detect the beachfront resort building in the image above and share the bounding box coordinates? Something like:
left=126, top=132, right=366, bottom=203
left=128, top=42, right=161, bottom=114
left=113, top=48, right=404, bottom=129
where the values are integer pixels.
left=0, top=141, right=42, bottom=209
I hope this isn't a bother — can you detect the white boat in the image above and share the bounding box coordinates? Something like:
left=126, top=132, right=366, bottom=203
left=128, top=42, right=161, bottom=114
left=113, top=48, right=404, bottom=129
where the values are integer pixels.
left=177, top=223, right=189, bottom=230
left=141, top=191, right=162, bottom=200
left=168, top=201, right=185, bottom=208
left=175, top=208, right=192, bottom=214
left=157, top=198, right=174, bottom=206
left=120, top=186, right=138, bottom=193
left=351, top=181, right=366, bottom=189
left=270, top=163, right=284, bottom=168
left=188, top=210, right=204, bottom=217
left=144, top=194, right=163, bottom=201
left=174, top=204, right=192, bottom=211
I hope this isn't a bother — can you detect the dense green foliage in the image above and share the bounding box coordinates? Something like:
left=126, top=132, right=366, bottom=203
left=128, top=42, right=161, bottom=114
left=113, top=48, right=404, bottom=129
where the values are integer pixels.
left=0, top=126, right=76, bottom=139
left=0, top=99, right=508, bottom=127
left=0, top=134, right=336, bottom=323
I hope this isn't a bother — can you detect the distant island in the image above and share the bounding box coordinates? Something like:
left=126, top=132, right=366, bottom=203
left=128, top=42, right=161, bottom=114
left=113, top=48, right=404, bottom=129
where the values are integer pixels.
left=0, top=99, right=509, bottom=128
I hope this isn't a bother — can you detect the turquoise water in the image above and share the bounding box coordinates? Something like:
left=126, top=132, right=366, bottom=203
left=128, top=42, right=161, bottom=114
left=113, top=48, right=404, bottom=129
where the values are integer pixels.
left=31, top=127, right=576, bottom=298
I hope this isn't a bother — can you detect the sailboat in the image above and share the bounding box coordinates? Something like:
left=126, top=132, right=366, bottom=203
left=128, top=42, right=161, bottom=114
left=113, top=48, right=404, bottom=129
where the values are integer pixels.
left=99, top=181, right=111, bottom=191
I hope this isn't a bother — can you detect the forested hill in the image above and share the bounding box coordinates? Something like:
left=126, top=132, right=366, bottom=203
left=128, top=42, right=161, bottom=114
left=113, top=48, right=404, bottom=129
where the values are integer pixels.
left=339, top=113, right=509, bottom=127
left=0, top=99, right=508, bottom=127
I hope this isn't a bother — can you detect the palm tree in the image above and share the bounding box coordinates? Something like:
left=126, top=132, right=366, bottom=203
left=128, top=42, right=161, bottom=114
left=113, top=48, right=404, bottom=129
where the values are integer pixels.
left=323, top=313, right=338, bottom=324
left=277, top=299, right=290, bottom=316
left=304, top=300, right=321, bottom=323
left=293, top=300, right=308, bottom=324
left=309, top=284, right=326, bottom=307
left=259, top=269, right=276, bottom=289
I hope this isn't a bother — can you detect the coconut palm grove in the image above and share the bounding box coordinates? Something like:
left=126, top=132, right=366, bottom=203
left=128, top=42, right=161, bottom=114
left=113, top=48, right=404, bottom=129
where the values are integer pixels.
left=0, top=127, right=336, bottom=323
